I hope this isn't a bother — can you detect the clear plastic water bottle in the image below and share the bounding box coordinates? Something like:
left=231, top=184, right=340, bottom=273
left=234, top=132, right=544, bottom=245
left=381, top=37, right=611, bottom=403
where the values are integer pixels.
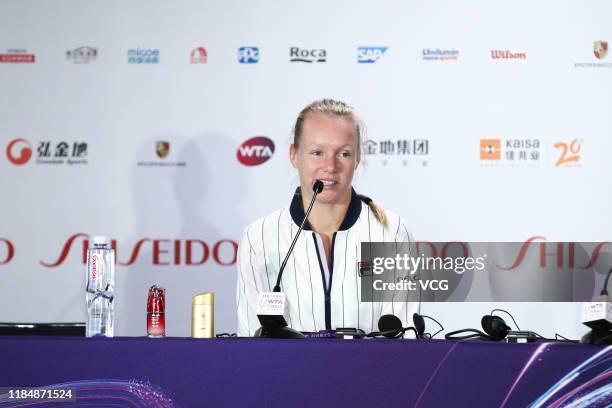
left=86, top=236, right=115, bottom=337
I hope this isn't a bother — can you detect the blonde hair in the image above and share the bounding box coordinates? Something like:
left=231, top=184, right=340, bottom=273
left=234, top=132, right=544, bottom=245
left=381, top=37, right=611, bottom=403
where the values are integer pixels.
left=293, top=98, right=363, bottom=153
left=292, top=98, right=388, bottom=228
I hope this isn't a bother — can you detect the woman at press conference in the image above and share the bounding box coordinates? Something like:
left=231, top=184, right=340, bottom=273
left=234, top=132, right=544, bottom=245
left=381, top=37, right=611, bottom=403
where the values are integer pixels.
left=236, top=98, right=419, bottom=337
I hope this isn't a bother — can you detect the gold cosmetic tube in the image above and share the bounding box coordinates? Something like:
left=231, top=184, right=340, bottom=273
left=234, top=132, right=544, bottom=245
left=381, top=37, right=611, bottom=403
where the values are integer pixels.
left=192, top=292, right=214, bottom=338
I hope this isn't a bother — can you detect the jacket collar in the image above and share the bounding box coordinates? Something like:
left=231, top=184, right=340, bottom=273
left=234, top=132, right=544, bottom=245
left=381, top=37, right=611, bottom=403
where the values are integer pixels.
left=289, top=186, right=361, bottom=231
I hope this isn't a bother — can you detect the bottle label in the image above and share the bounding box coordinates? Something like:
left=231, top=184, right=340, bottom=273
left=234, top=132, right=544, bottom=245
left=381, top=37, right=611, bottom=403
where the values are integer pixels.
left=86, top=246, right=115, bottom=338
left=148, top=312, right=166, bottom=336
left=90, top=253, right=105, bottom=285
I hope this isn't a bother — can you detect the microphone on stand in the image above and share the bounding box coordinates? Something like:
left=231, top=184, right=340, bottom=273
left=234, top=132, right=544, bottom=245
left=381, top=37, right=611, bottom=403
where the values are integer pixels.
left=254, top=180, right=324, bottom=339
left=273, top=180, right=324, bottom=293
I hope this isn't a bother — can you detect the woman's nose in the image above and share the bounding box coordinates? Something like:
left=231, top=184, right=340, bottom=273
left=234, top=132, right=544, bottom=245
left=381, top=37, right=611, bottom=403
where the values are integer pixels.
left=322, top=154, right=337, bottom=172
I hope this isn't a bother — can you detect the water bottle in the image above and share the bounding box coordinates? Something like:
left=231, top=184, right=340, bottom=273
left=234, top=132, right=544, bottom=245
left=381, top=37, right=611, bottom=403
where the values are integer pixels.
left=86, top=236, right=115, bottom=337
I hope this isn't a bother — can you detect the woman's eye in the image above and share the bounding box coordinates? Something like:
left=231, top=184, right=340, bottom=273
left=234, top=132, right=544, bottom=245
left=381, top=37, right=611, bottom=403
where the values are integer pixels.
left=340, top=151, right=352, bottom=158
left=311, top=150, right=322, bottom=156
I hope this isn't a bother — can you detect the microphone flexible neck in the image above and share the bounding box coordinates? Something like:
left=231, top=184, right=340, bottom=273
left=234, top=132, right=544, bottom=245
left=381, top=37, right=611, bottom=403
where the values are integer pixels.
left=273, top=182, right=322, bottom=292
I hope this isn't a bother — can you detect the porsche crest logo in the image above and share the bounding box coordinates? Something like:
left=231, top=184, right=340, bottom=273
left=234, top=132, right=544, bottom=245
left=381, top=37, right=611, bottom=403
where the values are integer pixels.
left=156, top=141, right=170, bottom=159
left=594, top=41, right=608, bottom=60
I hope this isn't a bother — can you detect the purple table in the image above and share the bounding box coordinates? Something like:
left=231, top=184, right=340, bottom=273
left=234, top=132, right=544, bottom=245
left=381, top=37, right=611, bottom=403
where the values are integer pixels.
left=0, top=336, right=610, bottom=408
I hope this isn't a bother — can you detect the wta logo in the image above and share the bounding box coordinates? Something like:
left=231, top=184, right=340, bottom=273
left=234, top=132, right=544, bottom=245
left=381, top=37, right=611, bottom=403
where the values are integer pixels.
left=237, top=136, right=275, bottom=166
left=6, top=138, right=32, bottom=165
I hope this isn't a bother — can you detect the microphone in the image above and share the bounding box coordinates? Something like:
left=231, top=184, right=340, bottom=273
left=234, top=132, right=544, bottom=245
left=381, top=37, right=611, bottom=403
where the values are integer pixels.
left=413, top=313, right=426, bottom=338
left=445, top=312, right=514, bottom=341
left=254, top=180, right=324, bottom=339
left=378, top=315, right=403, bottom=339
left=273, top=179, right=324, bottom=292
left=366, top=314, right=419, bottom=339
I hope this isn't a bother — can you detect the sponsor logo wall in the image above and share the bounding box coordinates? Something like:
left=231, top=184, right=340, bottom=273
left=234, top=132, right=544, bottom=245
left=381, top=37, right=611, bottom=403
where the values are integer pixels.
left=490, top=50, right=527, bottom=60
left=365, top=139, right=430, bottom=167
left=0, top=1, right=610, bottom=339
left=290, top=47, right=327, bottom=63
left=238, top=46, right=259, bottom=63
left=422, top=48, right=459, bottom=61
left=478, top=138, right=584, bottom=168
left=39, top=234, right=237, bottom=268
left=128, top=48, right=159, bottom=64
left=554, top=139, right=582, bottom=167
left=6, top=139, right=88, bottom=165
left=237, top=137, right=275, bottom=166
left=66, top=46, right=97, bottom=64
left=190, top=47, right=207, bottom=64
left=0, top=239, right=14, bottom=265
left=6, top=139, right=32, bottom=165
left=0, top=49, right=35, bottom=63
left=137, top=141, right=186, bottom=167
left=357, top=47, right=388, bottom=63
left=574, top=41, right=612, bottom=68
left=479, top=139, right=541, bottom=167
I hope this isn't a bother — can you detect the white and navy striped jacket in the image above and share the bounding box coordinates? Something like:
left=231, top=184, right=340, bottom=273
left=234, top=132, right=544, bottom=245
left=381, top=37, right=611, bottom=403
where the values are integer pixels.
left=236, top=188, right=419, bottom=337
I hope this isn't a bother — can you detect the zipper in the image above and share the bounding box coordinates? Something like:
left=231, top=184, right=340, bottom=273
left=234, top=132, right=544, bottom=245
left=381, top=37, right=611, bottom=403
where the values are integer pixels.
left=312, top=232, right=337, bottom=330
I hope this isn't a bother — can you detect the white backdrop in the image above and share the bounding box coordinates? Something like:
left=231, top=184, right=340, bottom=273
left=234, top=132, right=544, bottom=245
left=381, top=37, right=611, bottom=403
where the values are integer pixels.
left=1, top=0, right=611, bottom=339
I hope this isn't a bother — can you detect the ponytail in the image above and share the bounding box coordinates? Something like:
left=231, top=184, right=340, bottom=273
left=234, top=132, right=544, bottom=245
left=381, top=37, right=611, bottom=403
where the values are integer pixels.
left=357, top=194, right=388, bottom=229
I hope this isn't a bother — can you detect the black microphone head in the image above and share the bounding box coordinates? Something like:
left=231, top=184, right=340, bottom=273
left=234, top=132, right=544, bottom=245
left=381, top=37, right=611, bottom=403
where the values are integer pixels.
left=313, top=180, right=324, bottom=194
left=413, top=313, right=425, bottom=338
left=481, top=315, right=510, bottom=341
left=378, top=314, right=403, bottom=339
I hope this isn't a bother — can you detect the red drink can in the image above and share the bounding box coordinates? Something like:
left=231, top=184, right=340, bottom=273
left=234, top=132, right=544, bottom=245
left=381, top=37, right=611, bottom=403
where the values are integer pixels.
left=147, top=285, right=166, bottom=338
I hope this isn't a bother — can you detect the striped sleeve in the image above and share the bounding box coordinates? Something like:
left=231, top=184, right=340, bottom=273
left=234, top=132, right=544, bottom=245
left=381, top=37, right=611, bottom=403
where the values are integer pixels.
left=381, top=215, right=420, bottom=337
left=236, top=223, right=266, bottom=337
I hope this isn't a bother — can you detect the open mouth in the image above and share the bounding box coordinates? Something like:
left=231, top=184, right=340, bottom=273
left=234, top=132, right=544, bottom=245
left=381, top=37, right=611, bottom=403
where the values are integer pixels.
left=319, top=179, right=338, bottom=187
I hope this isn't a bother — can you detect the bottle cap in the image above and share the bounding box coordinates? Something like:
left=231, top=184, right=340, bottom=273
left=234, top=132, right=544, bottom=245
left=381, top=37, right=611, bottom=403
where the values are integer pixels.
left=92, top=236, right=109, bottom=245
left=192, top=292, right=214, bottom=305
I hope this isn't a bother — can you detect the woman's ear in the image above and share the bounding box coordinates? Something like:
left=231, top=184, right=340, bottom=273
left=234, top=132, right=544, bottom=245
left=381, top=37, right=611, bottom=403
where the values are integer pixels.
left=289, top=144, right=298, bottom=168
